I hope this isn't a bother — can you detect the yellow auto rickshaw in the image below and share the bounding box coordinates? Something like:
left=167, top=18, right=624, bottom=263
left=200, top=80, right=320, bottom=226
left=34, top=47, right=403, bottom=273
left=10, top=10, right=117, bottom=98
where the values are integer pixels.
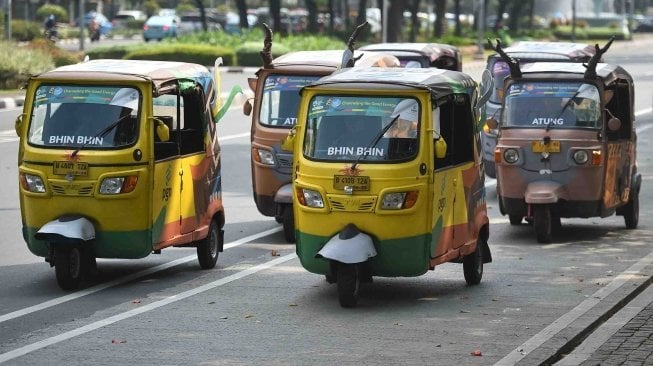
left=283, top=66, right=494, bottom=307
left=15, top=59, right=229, bottom=290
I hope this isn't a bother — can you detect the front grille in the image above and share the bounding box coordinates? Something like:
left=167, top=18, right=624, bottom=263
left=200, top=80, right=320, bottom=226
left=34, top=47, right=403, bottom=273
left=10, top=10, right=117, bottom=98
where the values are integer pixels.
left=49, top=181, right=95, bottom=196
left=327, top=195, right=377, bottom=212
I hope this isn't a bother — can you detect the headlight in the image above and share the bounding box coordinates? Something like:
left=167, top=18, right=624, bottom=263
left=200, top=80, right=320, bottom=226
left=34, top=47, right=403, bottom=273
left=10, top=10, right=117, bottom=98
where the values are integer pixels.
left=100, top=176, right=138, bottom=194
left=296, top=188, right=324, bottom=208
left=20, top=173, right=46, bottom=193
left=381, top=191, right=418, bottom=210
left=503, top=148, right=519, bottom=164
left=255, top=149, right=276, bottom=166
left=572, top=150, right=589, bottom=165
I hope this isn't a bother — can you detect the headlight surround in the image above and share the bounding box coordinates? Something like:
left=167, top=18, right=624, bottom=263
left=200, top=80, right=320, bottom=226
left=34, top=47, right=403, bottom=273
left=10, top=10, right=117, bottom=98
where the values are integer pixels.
left=381, top=191, right=419, bottom=210
left=297, top=188, right=324, bottom=208
left=99, top=176, right=138, bottom=194
left=255, top=149, right=276, bottom=166
left=20, top=173, right=46, bottom=193
left=503, top=148, right=520, bottom=164
left=572, top=150, right=589, bottom=165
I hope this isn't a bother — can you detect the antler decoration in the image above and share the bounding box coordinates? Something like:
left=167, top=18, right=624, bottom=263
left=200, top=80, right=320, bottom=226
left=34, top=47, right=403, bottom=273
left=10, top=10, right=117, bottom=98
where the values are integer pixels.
left=341, top=21, right=369, bottom=68
left=260, top=23, right=273, bottom=68
left=487, top=38, right=521, bottom=78
left=583, top=37, right=614, bottom=79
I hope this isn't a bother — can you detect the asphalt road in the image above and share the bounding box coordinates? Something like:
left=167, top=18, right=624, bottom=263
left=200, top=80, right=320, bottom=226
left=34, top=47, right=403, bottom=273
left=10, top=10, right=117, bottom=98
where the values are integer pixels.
left=0, top=39, right=652, bottom=365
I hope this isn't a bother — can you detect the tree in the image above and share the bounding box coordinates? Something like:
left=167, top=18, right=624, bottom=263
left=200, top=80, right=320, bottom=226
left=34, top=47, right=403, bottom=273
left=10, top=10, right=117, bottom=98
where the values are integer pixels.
left=408, top=0, right=420, bottom=42
left=508, top=0, right=524, bottom=33
left=454, top=0, right=462, bottom=37
left=356, top=0, right=367, bottom=28
left=433, top=0, right=446, bottom=38
left=386, top=0, right=404, bottom=42
left=305, top=0, right=318, bottom=33
left=270, top=0, right=282, bottom=34
left=192, top=0, right=208, bottom=32
left=235, top=0, right=248, bottom=30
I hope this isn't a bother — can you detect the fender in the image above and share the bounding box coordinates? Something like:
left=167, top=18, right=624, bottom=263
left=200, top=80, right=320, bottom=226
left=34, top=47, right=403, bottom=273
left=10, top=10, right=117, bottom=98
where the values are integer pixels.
left=273, top=183, right=293, bottom=204
left=524, top=181, right=568, bottom=204
left=34, top=216, right=95, bottom=244
left=316, top=224, right=377, bottom=264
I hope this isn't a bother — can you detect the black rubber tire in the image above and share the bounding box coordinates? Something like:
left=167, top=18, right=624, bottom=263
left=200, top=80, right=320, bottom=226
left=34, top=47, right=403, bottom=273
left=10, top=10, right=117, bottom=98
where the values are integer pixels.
left=484, top=161, right=496, bottom=178
left=336, top=262, right=360, bottom=308
left=463, top=239, right=484, bottom=285
left=282, top=207, right=295, bottom=243
left=509, top=215, right=522, bottom=225
left=197, top=219, right=220, bottom=269
left=534, top=205, right=553, bottom=243
left=624, top=189, right=639, bottom=229
left=54, top=246, right=84, bottom=290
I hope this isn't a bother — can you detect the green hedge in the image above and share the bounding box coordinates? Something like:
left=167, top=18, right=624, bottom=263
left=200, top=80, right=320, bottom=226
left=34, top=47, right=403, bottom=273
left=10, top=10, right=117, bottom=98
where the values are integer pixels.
left=235, top=41, right=290, bottom=66
left=0, top=41, right=54, bottom=89
left=11, top=20, right=42, bottom=42
left=124, top=44, right=235, bottom=66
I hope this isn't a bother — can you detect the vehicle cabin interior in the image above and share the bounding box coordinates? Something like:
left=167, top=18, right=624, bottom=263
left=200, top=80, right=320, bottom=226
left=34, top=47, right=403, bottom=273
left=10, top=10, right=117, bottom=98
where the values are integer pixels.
left=153, top=85, right=207, bottom=160
left=604, top=82, right=633, bottom=141
left=435, top=94, right=475, bottom=169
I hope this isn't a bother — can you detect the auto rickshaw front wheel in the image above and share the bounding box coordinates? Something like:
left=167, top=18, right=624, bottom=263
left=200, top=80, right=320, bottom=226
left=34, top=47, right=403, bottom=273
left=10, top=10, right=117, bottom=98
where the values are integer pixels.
left=623, top=188, right=639, bottom=229
left=282, top=206, right=295, bottom=243
left=336, top=262, right=360, bottom=308
left=197, top=219, right=221, bottom=269
left=534, top=205, right=553, bottom=243
left=54, top=246, right=93, bottom=290
left=463, top=238, right=484, bottom=285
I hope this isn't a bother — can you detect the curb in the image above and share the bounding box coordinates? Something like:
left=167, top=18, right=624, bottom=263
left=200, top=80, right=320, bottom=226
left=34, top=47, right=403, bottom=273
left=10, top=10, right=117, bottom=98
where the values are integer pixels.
left=0, top=96, right=25, bottom=110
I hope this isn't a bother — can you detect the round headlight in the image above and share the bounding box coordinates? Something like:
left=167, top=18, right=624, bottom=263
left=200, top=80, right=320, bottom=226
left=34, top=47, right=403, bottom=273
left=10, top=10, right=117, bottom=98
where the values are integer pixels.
left=573, top=150, right=589, bottom=165
left=504, top=148, right=519, bottom=164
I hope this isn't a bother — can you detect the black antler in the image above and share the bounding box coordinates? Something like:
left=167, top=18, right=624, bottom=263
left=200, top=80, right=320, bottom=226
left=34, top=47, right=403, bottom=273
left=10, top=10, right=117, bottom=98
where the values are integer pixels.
left=260, top=23, right=273, bottom=68
left=583, top=37, right=614, bottom=79
left=487, top=38, right=521, bottom=78
left=341, top=21, right=369, bottom=68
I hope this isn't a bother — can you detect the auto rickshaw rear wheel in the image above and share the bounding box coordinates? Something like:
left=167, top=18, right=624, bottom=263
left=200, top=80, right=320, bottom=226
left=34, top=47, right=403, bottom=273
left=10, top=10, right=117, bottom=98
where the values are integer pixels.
left=534, top=205, right=553, bottom=243
left=282, top=207, right=295, bottom=243
left=624, top=189, right=639, bottom=229
left=463, top=238, right=484, bottom=285
left=197, top=219, right=221, bottom=269
left=336, top=262, right=360, bottom=308
left=54, top=246, right=89, bottom=290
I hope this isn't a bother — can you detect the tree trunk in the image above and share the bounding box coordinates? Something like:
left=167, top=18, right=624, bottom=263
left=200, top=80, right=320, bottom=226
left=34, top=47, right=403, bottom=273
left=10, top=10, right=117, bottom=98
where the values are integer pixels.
left=235, top=0, right=248, bottom=30
left=306, top=0, right=318, bottom=33
left=270, top=0, right=283, bottom=35
left=409, top=0, right=420, bottom=42
left=508, top=0, right=523, bottom=32
left=433, top=0, right=446, bottom=38
left=495, top=0, right=508, bottom=31
left=387, top=0, right=404, bottom=42
left=193, top=0, right=207, bottom=32
left=328, top=0, right=335, bottom=33
left=356, top=0, right=367, bottom=27
left=454, top=0, right=461, bottom=36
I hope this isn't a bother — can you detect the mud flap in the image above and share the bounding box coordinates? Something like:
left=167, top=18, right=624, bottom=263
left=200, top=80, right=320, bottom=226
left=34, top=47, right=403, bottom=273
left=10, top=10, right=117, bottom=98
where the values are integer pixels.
left=524, top=181, right=567, bottom=204
left=316, top=225, right=377, bottom=264
left=35, top=216, right=95, bottom=244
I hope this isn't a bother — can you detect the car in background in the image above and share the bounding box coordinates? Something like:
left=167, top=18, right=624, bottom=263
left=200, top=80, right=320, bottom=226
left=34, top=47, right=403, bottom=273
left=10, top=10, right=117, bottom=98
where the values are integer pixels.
left=178, top=12, right=222, bottom=35
left=143, top=15, right=179, bottom=41
left=83, top=11, right=113, bottom=36
left=224, top=11, right=258, bottom=34
left=112, top=10, right=146, bottom=30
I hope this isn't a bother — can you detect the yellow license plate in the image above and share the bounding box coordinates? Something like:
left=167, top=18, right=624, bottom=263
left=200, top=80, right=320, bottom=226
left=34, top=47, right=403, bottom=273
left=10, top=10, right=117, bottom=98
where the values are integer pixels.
left=531, top=140, right=561, bottom=153
left=333, top=175, right=370, bottom=191
left=53, top=161, right=88, bottom=176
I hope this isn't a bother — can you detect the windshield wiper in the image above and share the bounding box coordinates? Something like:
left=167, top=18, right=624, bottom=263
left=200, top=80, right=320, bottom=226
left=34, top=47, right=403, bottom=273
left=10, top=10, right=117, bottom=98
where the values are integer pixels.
left=350, top=115, right=399, bottom=170
left=548, top=89, right=581, bottom=132
left=71, top=113, right=131, bottom=158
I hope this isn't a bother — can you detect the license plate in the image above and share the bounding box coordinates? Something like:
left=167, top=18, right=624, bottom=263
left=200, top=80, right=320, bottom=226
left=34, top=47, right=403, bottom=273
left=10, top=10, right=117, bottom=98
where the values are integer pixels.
left=333, top=175, right=370, bottom=191
left=531, top=140, right=561, bottom=153
left=53, top=161, right=88, bottom=176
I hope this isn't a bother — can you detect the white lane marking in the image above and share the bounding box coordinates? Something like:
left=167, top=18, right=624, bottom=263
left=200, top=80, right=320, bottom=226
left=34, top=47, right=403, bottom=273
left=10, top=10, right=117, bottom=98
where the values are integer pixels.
left=219, top=132, right=249, bottom=141
left=0, top=227, right=281, bottom=324
left=554, top=285, right=653, bottom=365
left=0, top=252, right=297, bottom=363
left=635, top=107, right=652, bottom=117
left=494, top=252, right=653, bottom=366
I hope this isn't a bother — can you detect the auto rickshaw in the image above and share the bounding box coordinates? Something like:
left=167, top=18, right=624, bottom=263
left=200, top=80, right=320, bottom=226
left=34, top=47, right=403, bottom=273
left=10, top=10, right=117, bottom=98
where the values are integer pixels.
left=243, top=22, right=399, bottom=242
left=481, top=41, right=597, bottom=178
left=282, top=66, right=494, bottom=307
left=487, top=39, right=640, bottom=243
left=15, top=59, right=229, bottom=289
left=359, top=42, right=463, bottom=70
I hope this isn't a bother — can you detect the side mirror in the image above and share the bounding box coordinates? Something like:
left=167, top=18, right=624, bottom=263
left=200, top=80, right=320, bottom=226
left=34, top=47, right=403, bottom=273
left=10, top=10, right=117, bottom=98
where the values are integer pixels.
left=434, top=137, right=447, bottom=159
left=485, top=118, right=499, bottom=130
left=281, top=127, right=296, bottom=152
left=14, top=114, right=23, bottom=137
left=476, top=69, right=494, bottom=109
left=243, top=99, right=253, bottom=116
left=155, top=118, right=170, bottom=142
left=247, top=77, right=258, bottom=92
left=607, top=117, right=621, bottom=131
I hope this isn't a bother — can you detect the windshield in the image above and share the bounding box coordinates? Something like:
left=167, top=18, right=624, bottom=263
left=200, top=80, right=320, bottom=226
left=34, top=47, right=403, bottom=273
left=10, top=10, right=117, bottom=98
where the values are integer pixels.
left=303, top=96, right=420, bottom=162
left=259, top=74, right=321, bottom=128
left=504, top=81, right=601, bottom=128
left=28, top=85, right=140, bottom=148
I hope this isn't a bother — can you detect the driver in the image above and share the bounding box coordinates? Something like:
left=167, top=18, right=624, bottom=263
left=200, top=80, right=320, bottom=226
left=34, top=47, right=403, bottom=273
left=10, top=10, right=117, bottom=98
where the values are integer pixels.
left=387, top=99, right=418, bottom=138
